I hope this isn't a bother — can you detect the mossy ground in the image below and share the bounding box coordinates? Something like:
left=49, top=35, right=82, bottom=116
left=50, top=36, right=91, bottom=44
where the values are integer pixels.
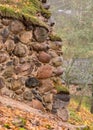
left=0, top=0, right=51, bottom=28
left=68, top=97, right=93, bottom=130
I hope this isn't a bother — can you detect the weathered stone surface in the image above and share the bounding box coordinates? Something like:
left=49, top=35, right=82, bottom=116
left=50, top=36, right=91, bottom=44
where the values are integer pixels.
left=5, top=39, right=15, bottom=53
left=0, top=23, right=3, bottom=28
left=37, top=65, right=53, bottom=79
left=30, top=99, right=44, bottom=111
left=51, top=89, right=57, bottom=94
left=2, top=19, right=11, bottom=26
left=46, top=103, right=53, bottom=111
left=0, top=52, right=8, bottom=63
left=55, top=93, right=70, bottom=102
left=49, top=50, right=58, bottom=58
left=38, top=51, right=51, bottom=63
left=57, top=108, right=69, bottom=121
left=25, top=77, right=40, bottom=88
left=43, top=93, right=53, bottom=103
left=32, top=42, right=49, bottom=52
left=14, top=43, right=28, bottom=57
left=1, top=87, right=14, bottom=97
left=52, top=57, right=63, bottom=67
left=19, top=31, right=32, bottom=44
left=1, top=28, right=10, bottom=40
left=23, top=91, right=33, bottom=101
left=13, top=35, right=20, bottom=43
left=10, top=20, right=25, bottom=34
left=53, top=66, right=63, bottom=76
left=34, top=27, right=48, bottom=42
left=12, top=56, right=19, bottom=65
left=53, top=98, right=69, bottom=109
left=49, top=41, right=62, bottom=50
left=11, top=78, right=22, bottom=91
left=14, top=63, right=31, bottom=74
left=39, top=79, right=54, bottom=94
left=0, top=37, right=3, bottom=50
left=2, top=67, right=14, bottom=79
left=6, top=61, right=13, bottom=66
left=15, top=88, right=24, bottom=95
left=0, top=77, right=5, bottom=89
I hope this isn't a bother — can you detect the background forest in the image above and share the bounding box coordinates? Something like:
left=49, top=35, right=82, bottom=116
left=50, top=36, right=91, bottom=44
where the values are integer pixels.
left=48, top=0, right=93, bottom=58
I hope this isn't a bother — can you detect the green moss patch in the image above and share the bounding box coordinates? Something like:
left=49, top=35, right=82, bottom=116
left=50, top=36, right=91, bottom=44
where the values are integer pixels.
left=0, top=0, right=50, bottom=28
left=49, top=34, right=62, bottom=41
left=55, top=85, right=69, bottom=94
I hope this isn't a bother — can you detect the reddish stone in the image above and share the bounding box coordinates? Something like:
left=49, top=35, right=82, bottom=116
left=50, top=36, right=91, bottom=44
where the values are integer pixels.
left=38, top=51, right=51, bottom=63
left=38, top=79, right=54, bottom=94
left=32, top=43, right=49, bottom=52
left=31, top=99, right=44, bottom=111
left=37, top=65, right=53, bottom=79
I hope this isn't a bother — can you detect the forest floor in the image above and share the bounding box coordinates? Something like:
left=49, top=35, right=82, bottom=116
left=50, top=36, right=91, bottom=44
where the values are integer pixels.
left=68, top=98, right=93, bottom=130
left=0, top=95, right=73, bottom=130
left=0, top=95, right=64, bottom=130
left=0, top=95, right=92, bottom=130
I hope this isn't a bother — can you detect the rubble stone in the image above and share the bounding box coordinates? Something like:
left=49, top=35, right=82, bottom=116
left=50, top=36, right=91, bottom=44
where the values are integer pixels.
left=0, top=77, right=5, bottom=89
left=14, top=43, right=28, bottom=57
left=19, top=31, right=32, bottom=44
left=10, top=20, right=25, bottom=34
left=23, top=91, right=33, bottom=101
left=39, top=79, right=54, bottom=94
left=5, top=39, right=15, bottom=53
left=25, top=77, right=40, bottom=88
left=38, top=51, right=51, bottom=63
left=0, top=52, right=8, bottom=63
left=37, top=65, right=53, bottom=79
left=34, top=27, right=48, bottom=42
left=30, top=99, right=44, bottom=111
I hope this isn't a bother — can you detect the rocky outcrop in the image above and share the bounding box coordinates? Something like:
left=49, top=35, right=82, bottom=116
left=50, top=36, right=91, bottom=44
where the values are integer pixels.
left=0, top=0, right=70, bottom=121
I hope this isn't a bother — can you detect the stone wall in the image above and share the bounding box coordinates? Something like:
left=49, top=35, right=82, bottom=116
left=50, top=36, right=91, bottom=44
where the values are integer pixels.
left=0, top=0, right=70, bottom=121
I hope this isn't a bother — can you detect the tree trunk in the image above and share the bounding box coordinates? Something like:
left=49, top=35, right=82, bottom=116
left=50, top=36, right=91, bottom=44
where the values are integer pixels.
left=90, top=92, right=93, bottom=114
left=76, top=96, right=83, bottom=112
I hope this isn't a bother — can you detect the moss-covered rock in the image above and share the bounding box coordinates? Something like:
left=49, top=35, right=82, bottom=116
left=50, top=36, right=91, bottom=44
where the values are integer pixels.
left=0, top=0, right=51, bottom=29
left=49, top=34, right=62, bottom=41
left=55, top=85, right=69, bottom=94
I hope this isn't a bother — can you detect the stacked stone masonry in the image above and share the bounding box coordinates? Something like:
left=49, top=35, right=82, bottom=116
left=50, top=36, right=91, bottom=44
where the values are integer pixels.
left=0, top=0, right=70, bottom=121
